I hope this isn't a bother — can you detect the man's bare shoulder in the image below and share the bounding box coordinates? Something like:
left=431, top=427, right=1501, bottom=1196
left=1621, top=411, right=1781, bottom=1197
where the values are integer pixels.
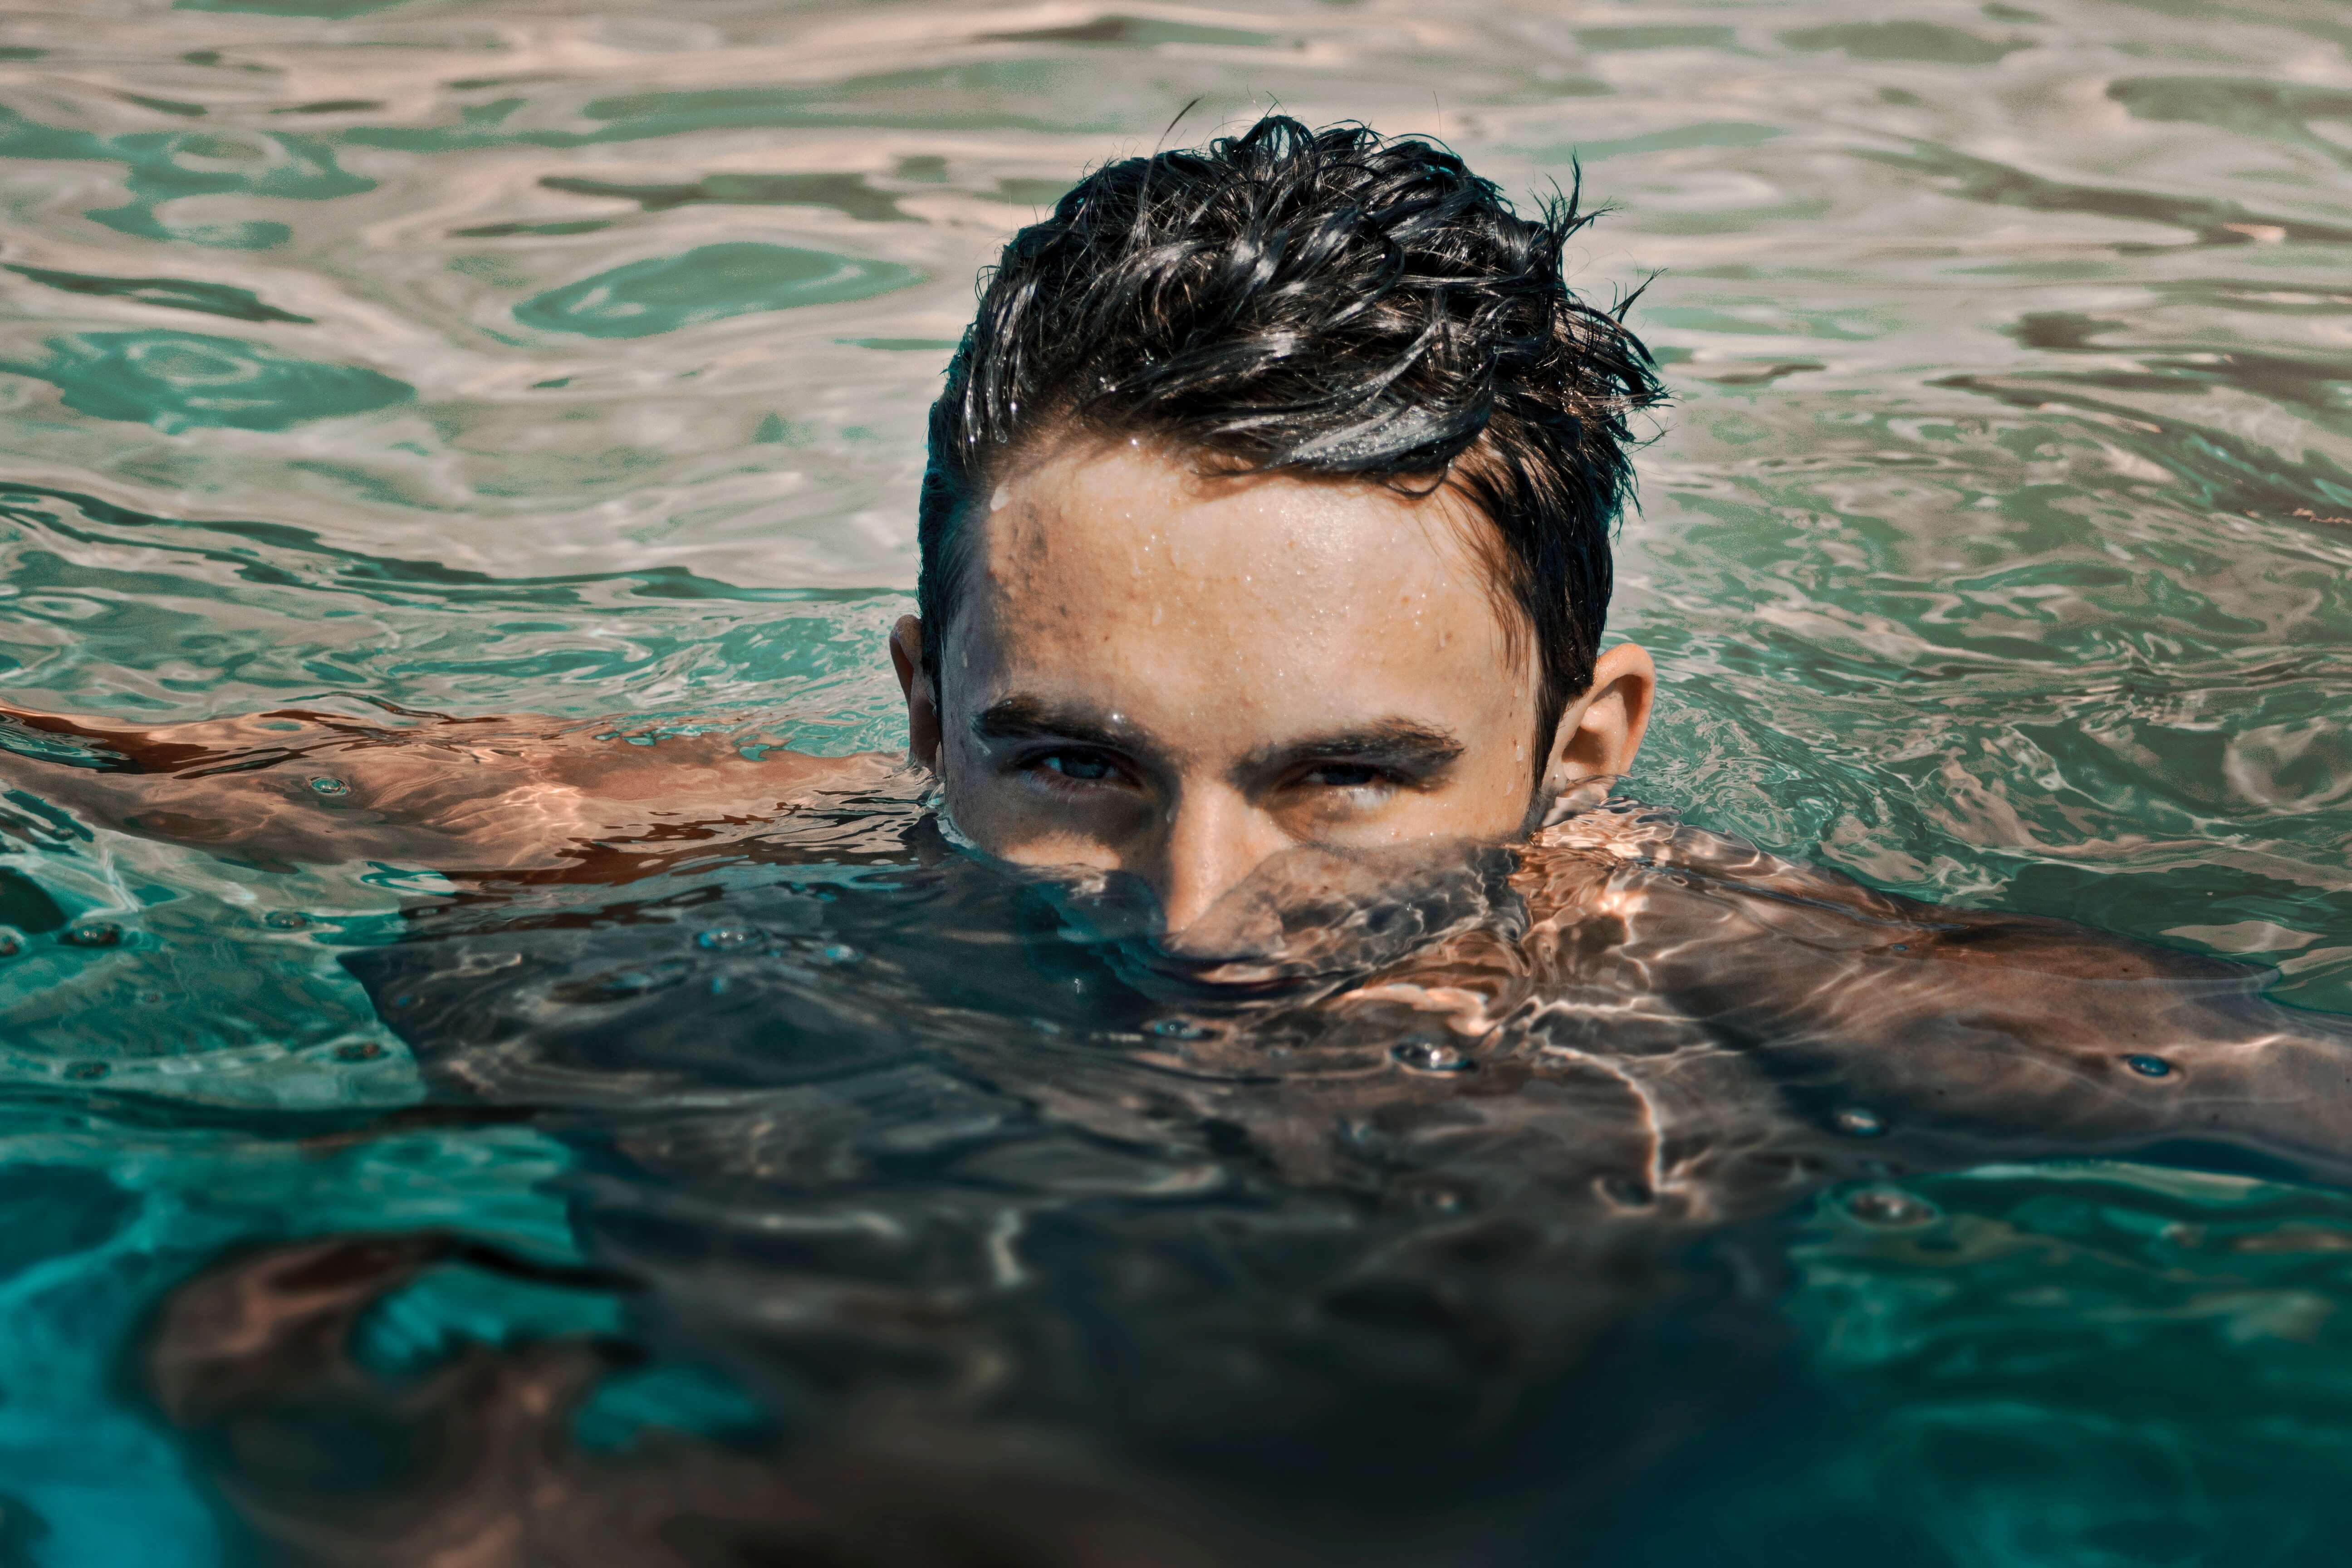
left=1519, top=801, right=2249, bottom=984
left=1514, top=800, right=1913, bottom=935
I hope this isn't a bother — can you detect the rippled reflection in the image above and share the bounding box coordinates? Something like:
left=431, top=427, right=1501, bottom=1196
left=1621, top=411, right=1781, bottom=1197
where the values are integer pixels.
left=0, top=0, right=2349, bottom=1563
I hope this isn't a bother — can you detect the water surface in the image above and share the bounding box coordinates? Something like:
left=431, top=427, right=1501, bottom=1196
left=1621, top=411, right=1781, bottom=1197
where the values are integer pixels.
left=0, top=0, right=2350, bottom=1563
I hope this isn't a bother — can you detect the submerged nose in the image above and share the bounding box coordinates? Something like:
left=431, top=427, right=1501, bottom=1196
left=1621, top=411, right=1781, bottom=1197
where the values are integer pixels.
left=1148, top=788, right=1289, bottom=958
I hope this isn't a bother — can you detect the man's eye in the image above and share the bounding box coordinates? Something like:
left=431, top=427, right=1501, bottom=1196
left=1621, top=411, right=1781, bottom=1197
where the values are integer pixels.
left=1302, top=763, right=1387, bottom=789
left=1038, top=751, right=1118, bottom=782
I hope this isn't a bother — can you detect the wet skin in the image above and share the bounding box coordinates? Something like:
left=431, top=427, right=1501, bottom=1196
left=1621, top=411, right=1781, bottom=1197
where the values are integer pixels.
left=891, top=437, right=1652, bottom=944
left=2, top=438, right=2349, bottom=1177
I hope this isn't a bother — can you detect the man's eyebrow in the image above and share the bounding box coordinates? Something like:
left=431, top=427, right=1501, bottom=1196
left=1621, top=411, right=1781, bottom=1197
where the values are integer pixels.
left=970, top=695, right=1144, bottom=750
left=1244, top=720, right=1466, bottom=774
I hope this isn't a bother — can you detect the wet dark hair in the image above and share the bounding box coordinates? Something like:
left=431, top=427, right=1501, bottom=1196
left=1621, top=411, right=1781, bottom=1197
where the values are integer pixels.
left=917, top=114, right=1665, bottom=742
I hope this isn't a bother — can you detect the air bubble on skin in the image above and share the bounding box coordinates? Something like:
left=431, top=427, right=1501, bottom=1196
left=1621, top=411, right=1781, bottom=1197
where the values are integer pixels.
left=0, top=930, right=20, bottom=958
left=264, top=911, right=308, bottom=931
left=1147, top=1018, right=1215, bottom=1040
left=2126, top=1054, right=2174, bottom=1078
left=1845, top=1186, right=1937, bottom=1226
left=1597, top=1173, right=1654, bottom=1208
left=567, top=961, right=692, bottom=1001
left=61, top=922, right=122, bottom=948
left=335, top=1041, right=384, bottom=1062
left=309, top=776, right=348, bottom=796
left=818, top=944, right=862, bottom=965
left=1391, top=1036, right=1471, bottom=1073
left=695, top=926, right=766, bottom=953
left=1414, top=1183, right=1469, bottom=1215
left=1833, top=1106, right=1886, bottom=1138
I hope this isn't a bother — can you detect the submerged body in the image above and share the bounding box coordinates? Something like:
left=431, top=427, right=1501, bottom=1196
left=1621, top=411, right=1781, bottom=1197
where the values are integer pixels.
left=9, top=659, right=2350, bottom=1565
left=86, top=760, right=2352, bottom=1568
left=4, top=698, right=2345, bottom=1196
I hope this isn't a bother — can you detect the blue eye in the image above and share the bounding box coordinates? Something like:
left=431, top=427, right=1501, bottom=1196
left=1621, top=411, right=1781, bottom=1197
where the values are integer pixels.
left=1040, top=752, right=1117, bottom=782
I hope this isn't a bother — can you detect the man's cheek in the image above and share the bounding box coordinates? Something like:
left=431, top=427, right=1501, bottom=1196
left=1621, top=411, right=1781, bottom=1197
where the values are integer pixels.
left=935, top=750, right=1006, bottom=848
left=1395, top=765, right=1535, bottom=844
left=943, top=767, right=1071, bottom=858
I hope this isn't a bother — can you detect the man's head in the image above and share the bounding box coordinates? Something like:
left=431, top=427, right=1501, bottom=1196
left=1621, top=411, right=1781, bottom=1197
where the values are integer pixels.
left=891, top=115, right=1665, bottom=941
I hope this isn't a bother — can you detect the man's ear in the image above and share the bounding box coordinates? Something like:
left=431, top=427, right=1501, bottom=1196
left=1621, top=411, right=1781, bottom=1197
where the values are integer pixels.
left=1542, top=642, right=1656, bottom=805
left=889, top=615, right=942, bottom=771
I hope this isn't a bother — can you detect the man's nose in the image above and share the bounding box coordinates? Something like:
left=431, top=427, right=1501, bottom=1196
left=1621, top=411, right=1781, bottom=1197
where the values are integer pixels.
left=1148, top=787, right=1288, bottom=954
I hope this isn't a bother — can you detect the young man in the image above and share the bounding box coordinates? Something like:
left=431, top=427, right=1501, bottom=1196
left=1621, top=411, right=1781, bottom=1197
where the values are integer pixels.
left=4, top=118, right=2349, bottom=1181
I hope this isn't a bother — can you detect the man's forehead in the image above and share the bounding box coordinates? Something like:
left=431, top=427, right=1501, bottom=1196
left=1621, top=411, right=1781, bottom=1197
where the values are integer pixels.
left=931, top=440, right=1539, bottom=737
left=973, top=439, right=1494, bottom=599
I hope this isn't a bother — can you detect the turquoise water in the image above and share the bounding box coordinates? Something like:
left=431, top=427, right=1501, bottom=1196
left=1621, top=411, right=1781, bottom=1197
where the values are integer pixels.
left=0, top=0, right=2350, bottom=1562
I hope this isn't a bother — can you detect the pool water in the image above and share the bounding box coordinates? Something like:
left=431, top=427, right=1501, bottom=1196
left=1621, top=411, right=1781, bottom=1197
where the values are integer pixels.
left=1, top=0, right=2351, bottom=1562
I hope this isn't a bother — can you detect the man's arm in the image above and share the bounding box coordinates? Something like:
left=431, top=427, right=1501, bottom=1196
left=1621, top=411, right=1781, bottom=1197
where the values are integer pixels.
left=0, top=700, right=900, bottom=879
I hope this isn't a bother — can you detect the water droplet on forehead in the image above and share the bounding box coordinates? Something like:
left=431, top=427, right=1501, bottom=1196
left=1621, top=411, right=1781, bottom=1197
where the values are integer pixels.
left=2125, top=1054, right=2173, bottom=1078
